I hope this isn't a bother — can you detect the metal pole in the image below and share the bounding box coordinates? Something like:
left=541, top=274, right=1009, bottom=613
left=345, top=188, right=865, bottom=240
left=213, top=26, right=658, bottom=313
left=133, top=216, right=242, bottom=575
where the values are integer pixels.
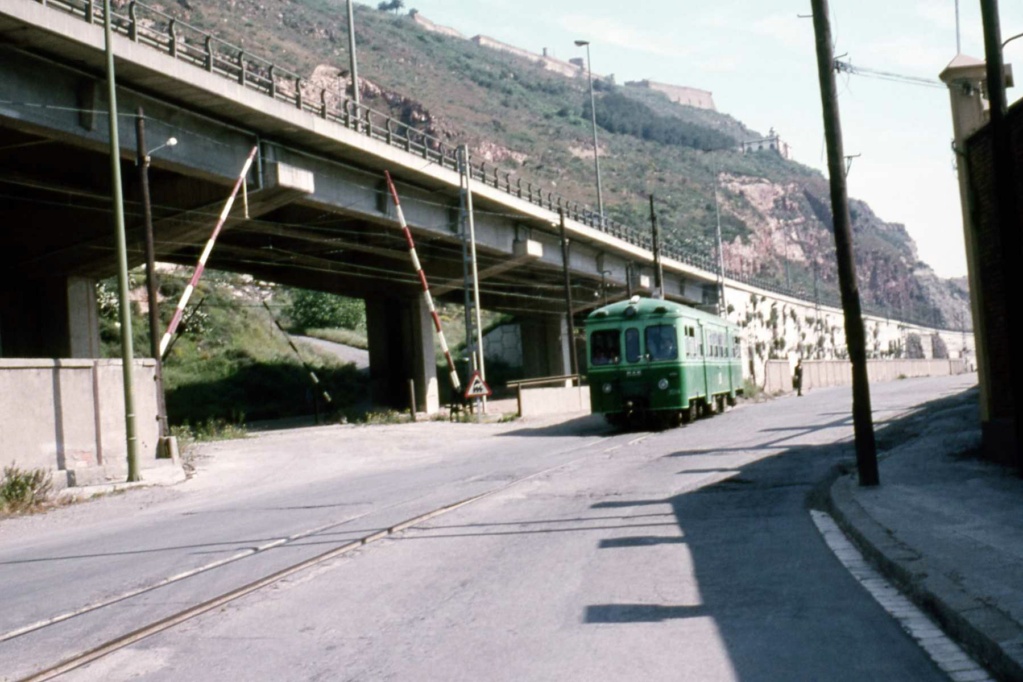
left=457, top=148, right=476, bottom=383
left=104, top=0, right=139, bottom=482
left=346, top=0, right=360, bottom=107
left=464, top=150, right=487, bottom=405
left=980, top=0, right=1023, bottom=463
left=457, top=147, right=487, bottom=411
left=649, top=194, right=663, bottom=297
left=384, top=171, right=462, bottom=392
left=811, top=0, right=879, bottom=486
left=135, top=109, right=170, bottom=450
left=559, top=209, right=579, bottom=377
left=576, top=41, right=604, bottom=225
left=158, top=147, right=258, bottom=357
left=714, top=183, right=726, bottom=316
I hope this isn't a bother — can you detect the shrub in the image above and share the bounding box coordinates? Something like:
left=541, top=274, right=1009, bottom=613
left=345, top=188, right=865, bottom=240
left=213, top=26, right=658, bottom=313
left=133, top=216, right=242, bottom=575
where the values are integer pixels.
left=1, top=464, right=53, bottom=514
left=288, top=289, right=366, bottom=331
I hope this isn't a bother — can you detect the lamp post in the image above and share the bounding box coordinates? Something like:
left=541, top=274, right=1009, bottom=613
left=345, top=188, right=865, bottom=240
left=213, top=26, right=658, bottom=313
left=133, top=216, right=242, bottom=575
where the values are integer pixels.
left=574, top=40, right=604, bottom=226
left=135, top=107, right=176, bottom=450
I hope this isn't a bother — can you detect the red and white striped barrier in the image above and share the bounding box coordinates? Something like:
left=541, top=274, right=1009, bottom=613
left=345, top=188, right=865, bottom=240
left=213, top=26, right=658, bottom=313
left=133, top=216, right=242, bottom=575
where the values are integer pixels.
left=158, top=146, right=258, bottom=357
left=384, top=171, right=462, bottom=392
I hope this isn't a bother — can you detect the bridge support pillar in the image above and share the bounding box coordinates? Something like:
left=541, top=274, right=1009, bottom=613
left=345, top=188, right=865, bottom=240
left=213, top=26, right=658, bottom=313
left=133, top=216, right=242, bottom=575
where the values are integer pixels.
left=0, top=276, right=100, bottom=358
left=519, top=315, right=572, bottom=380
left=366, top=295, right=440, bottom=415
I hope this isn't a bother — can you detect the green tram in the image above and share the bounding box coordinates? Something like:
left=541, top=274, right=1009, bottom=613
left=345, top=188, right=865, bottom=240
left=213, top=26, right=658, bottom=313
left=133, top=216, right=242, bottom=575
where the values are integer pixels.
left=585, top=296, right=744, bottom=427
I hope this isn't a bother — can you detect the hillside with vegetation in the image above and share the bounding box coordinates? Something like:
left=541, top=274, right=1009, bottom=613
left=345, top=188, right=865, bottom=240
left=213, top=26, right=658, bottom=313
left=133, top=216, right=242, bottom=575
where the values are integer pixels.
left=140, top=0, right=969, bottom=329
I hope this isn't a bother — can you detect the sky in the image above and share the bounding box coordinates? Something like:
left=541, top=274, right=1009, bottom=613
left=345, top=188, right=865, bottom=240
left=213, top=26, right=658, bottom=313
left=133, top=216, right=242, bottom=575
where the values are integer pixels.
left=380, top=0, right=1023, bottom=278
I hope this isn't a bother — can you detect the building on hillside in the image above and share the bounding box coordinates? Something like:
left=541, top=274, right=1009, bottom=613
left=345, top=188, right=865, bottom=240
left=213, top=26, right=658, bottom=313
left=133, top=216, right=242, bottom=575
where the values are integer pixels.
left=470, top=35, right=601, bottom=80
left=408, top=10, right=465, bottom=39
left=740, top=128, right=791, bottom=159
left=625, top=80, right=716, bottom=111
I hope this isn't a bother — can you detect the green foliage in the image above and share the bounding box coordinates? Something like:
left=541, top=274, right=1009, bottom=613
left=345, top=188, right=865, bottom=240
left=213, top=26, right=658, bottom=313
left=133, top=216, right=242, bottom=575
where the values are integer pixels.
left=303, top=327, right=369, bottom=350
left=166, top=358, right=367, bottom=425
left=905, top=333, right=925, bottom=359
left=288, top=289, right=366, bottom=332
left=588, top=91, right=738, bottom=151
left=742, top=378, right=762, bottom=400
left=1, top=464, right=53, bottom=514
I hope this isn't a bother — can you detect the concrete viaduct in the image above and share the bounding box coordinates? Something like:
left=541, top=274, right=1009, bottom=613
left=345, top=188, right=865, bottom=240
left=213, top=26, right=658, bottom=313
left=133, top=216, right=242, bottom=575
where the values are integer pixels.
left=0, top=0, right=729, bottom=416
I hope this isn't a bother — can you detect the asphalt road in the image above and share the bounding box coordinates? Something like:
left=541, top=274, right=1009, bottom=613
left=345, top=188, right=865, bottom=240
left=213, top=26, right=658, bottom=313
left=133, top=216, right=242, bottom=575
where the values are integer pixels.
left=0, top=375, right=977, bottom=681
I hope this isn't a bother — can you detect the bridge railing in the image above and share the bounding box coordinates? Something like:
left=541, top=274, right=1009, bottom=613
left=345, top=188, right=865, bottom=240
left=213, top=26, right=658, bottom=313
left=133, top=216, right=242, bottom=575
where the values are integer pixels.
left=24, top=0, right=963, bottom=332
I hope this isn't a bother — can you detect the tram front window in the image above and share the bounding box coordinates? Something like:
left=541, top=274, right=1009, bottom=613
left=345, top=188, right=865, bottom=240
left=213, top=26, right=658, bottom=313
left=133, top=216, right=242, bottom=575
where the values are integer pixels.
left=590, top=330, right=620, bottom=366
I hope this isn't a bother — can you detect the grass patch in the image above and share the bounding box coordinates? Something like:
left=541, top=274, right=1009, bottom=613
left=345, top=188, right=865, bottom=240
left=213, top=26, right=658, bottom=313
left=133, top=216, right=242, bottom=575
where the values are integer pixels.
left=303, top=327, right=369, bottom=350
left=1, top=464, right=54, bottom=516
left=741, top=378, right=763, bottom=401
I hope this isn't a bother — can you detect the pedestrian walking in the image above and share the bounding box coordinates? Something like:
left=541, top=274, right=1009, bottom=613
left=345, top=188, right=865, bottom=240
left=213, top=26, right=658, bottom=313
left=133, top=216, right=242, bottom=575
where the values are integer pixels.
left=793, top=359, right=804, bottom=397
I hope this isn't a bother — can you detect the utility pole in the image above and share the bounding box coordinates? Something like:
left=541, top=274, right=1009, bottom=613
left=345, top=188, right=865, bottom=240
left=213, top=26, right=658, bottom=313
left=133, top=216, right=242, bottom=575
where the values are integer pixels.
left=135, top=108, right=170, bottom=452
left=811, top=0, right=879, bottom=486
left=981, top=0, right=1023, bottom=463
left=457, top=146, right=486, bottom=409
left=346, top=0, right=360, bottom=107
left=714, top=186, right=726, bottom=316
left=649, top=194, right=664, bottom=298
left=559, top=209, right=579, bottom=377
left=104, top=0, right=139, bottom=482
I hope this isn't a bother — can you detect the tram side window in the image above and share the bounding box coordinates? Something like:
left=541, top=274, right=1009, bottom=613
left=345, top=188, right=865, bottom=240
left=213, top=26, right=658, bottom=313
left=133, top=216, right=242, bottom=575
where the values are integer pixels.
left=685, top=326, right=697, bottom=358
left=590, top=330, right=620, bottom=366
left=733, top=336, right=742, bottom=359
left=625, top=328, right=641, bottom=363
left=645, top=324, right=678, bottom=361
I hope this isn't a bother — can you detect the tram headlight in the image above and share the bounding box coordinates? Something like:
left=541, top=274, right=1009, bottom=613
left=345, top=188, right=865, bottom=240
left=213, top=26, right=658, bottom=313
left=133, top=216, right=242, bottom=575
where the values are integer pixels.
left=657, top=378, right=670, bottom=390
left=603, top=383, right=613, bottom=394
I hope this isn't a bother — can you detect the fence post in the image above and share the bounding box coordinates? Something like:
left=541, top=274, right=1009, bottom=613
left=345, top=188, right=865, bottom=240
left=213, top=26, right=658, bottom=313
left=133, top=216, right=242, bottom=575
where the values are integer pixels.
left=204, top=36, right=213, bottom=71
left=268, top=65, right=276, bottom=98
left=127, top=1, right=136, bottom=38
left=168, top=20, right=177, bottom=58
left=238, top=51, right=246, bottom=85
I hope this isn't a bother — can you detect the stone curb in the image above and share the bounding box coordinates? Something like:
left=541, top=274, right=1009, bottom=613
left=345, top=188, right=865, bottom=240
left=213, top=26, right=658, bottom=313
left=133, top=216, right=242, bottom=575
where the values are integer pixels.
left=56, top=465, right=188, bottom=501
left=824, top=472, right=1023, bottom=682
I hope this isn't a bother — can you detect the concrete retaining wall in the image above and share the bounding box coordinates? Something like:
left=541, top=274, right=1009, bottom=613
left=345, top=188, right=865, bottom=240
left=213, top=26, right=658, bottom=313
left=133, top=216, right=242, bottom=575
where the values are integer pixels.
left=764, top=358, right=971, bottom=394
left=0, top=359, right=164, bottom=486
left=517, top=385, right=590, bottom=417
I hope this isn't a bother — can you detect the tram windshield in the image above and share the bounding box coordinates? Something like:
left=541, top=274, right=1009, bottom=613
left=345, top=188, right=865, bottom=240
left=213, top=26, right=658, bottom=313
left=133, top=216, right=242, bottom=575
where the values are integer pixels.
left=590, top=330, right=620, bottom=366
left=645, top=324, right=678, bottom=361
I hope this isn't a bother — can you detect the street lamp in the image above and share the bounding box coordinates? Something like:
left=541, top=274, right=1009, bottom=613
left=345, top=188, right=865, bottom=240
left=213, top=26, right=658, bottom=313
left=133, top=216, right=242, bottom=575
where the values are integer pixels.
left=136, top=107, right=178, bottom=454
left=574, top=39, right=604, bottom=227
left=145, top=136, right=177, bottom=163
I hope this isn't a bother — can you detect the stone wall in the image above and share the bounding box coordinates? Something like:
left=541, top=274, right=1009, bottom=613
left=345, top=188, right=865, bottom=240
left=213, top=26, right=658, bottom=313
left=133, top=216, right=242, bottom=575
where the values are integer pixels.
left=763, top=358, right=970, bottom=394
left=470, top=35, right=587, bottom=79
left=721, top=283, right=975, bottom=390
left=0, top=358, right=167, bottom=486
left=625, top=80, right=716, bottom=111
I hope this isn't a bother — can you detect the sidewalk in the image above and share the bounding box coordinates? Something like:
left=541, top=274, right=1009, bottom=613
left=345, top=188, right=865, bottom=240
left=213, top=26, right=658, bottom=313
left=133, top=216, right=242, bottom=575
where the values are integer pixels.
left=825, top=386, right=1023, bottom=681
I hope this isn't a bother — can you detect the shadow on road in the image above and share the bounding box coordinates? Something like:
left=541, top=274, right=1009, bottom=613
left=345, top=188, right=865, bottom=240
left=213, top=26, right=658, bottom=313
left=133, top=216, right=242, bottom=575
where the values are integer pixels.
left=576, top=387, right=980, bottom=680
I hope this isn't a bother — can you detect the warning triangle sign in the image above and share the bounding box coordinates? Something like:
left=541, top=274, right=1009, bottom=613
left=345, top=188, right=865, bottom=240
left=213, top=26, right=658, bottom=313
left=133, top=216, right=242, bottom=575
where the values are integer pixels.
left=464, top=371, right=492, bottom=399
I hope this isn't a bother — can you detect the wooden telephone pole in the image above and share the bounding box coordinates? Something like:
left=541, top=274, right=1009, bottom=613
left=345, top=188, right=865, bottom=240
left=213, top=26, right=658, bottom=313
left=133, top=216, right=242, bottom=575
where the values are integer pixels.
left=811, top=0, right=879, bottom=486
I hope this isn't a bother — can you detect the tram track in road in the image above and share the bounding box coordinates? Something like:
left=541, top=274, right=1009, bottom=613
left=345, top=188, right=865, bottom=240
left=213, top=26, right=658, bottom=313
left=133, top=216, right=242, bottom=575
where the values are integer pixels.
left=14, top=428, right=641, bottom=682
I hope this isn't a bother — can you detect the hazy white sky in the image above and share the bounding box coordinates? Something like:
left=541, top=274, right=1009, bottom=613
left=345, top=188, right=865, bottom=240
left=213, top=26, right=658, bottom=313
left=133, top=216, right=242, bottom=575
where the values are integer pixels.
left=385, top=0, right=1023, bottom=277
